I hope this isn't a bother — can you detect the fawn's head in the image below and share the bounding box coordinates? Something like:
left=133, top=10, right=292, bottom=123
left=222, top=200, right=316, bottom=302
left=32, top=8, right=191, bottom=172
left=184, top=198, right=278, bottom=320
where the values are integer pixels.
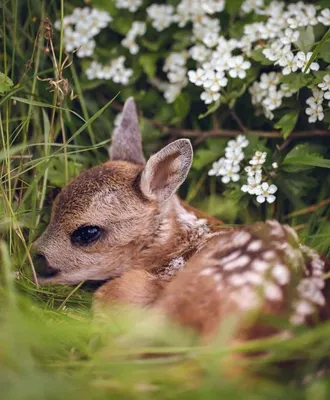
left=32, top=98, right=193, bottom=284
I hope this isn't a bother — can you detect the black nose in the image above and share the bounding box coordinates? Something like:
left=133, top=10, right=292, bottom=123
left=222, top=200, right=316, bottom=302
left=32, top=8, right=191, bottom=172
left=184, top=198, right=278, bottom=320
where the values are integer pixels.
left=33, top=253, right=59, bottom=278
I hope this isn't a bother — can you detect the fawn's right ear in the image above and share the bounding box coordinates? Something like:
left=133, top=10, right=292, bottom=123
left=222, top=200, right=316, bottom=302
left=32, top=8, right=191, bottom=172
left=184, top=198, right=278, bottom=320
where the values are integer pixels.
left=109, top=97, right=146, bottom=165
left=140, top=139, right=193, bottom=203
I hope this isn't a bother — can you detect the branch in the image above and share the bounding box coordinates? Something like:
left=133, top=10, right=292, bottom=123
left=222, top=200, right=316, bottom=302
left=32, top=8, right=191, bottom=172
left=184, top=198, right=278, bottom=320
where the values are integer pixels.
left=110, top=101, right=330, bottom=142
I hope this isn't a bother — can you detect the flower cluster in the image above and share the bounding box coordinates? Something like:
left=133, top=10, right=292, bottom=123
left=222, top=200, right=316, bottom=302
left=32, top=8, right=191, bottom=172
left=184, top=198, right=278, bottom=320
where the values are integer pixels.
left=208, top=136, right=278, bottom=204
left=122, top=22, right=146, bottom=55
left=58, top=3, right=330, bottom=125
left=162, top=52, right=189, bottom=103
left=305, top=75, right=330, bottom=123
left=55, top=7, right=112, bottom=58
left=115, top=0, right=142, bottom=13
left=249, top=72, right=298, bottom=120
left=85, top=56, right=133, bottom=85
left=208, top=135, right=248, bottom=184
left=241, top=152, right=278, bottom=204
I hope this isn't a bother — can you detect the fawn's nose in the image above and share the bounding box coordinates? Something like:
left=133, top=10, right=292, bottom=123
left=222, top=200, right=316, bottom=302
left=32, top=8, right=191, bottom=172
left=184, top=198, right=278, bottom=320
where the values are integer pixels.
left=33, top=253, right=59, bottom=278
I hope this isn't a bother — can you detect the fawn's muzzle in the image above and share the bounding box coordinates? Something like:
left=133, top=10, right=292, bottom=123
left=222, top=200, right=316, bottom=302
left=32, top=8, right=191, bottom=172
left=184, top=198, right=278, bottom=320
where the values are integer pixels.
left=33, top=253, right=59, bottom=278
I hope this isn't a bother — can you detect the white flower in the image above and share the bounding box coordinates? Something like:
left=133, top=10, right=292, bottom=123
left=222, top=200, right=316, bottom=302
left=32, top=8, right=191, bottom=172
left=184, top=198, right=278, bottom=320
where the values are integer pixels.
left=64, top=27, right=83, bottom=52
left=203, top=70, right=228, bottom=92
left=228, top=56, right=251, bottom=79
left=262, top=90, right=283, bottom=111
left=318, top=74, right=330, bottom=92
left=241, top=175, right=262, bottom=195
left=280, top=28, right=299, bottom=45
left=201, top=90, right=220, bottom=104
left=76, top=40, right=96, bottom=58
left=164, top=84, right=183, bottom=103
left=221, top=163, right=240, bottom=183
left=188, top=68, right=206, bottom=86
left=202, top=0, right=225, bottom=14
left=208, top=158, right=226, bottom=176
left=306, top=88, right=324, bottom=106
left=255, top=182, right=277, bottom=204
left=272, top=162, right=278, bottom=169
left=147, top=4, right=174, bottom=31
left=295, top=51, right=320, bottom=73
left=318, top=9, right=330, bottom=26
left=189, top=45, right=211, bottom=63
left=279, top=52, right=301, bottom=75
left=305, top=103, right=324, bottom=123
left=241, top=0, right=264, bottom=14
left=116, top=0, right=143, bottom=12
left=249, top=151, right=267, bottom=166
left=203, top=32, right=219, bottom=48
left=249, top=82, right=267, bottom=104
left=259, top=72, right=280, bottom=90
left=280, top=84, right=298, bottom=98
left=245, top=164, right=262, bottom=177
left=121, top=37, right=139, bottom=55
left=226, top=148, right=244, bottom=165
left=236, top=135, right=249, bottom=148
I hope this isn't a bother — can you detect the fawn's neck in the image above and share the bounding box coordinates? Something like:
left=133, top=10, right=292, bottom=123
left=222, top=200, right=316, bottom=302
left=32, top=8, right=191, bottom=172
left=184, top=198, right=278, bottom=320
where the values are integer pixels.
left=137, top=196, right=219, bottom=279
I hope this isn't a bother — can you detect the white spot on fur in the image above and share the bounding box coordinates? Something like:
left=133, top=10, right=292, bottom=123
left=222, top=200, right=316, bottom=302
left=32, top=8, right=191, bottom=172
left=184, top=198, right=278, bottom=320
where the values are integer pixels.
left=295, top=300, right=314, bottom=315
left=233, top=231, right=251, bottom=246
left=244, top=271, right=263, bottom=285
left=246, top=240, right=263, bottom=252
left=228, top=274, right=246, bottom=286
left=262, top=251, right=277, bottom=261
left=272, top=264, right=290, bottom=285
left=252, top=260, right=270, bottom=272
left=264, top=282, right=282, bottom=301
left=223, top=255, right=250, bottom=271
left=219, top=250, right=241, bottom=266
left=199, top=267, right=215, bottom=276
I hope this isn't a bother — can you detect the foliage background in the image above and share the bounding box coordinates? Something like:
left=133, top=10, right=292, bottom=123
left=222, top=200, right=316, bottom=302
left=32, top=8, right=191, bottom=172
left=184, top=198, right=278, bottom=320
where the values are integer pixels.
left=1, top=0, right=330, bottom=399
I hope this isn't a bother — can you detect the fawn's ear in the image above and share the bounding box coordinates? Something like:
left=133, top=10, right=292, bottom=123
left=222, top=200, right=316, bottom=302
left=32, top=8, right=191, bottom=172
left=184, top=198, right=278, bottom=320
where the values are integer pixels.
left=140, top=139, right=193, bottom=202
left=109, top=97, right=146, bottom=165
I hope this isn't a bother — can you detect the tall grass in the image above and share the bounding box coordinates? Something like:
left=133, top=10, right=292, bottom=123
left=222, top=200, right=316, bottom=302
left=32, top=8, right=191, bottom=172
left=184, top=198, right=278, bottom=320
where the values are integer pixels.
left=1, top=1, right=330, bottom=399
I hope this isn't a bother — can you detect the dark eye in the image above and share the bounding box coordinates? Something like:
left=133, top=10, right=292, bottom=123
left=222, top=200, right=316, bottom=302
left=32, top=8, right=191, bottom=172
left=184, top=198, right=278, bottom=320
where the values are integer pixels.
left=71, top=226, right=102, bottom=246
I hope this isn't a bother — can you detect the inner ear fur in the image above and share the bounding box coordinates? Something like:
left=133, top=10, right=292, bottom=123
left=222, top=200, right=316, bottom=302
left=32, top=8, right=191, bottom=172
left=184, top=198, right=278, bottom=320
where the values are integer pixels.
left=140, top=139, right=193, bottom=203
left=109, top=97, right=146, bottom=165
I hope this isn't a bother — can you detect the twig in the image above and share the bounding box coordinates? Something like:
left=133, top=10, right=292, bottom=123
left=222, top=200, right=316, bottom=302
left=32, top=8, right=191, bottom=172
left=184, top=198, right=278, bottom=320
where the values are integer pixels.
left=230, top=109, right=247, bottom=132
left=285, top=199, right=330, bottom=220
left=110, top=101, right=330, bottom=142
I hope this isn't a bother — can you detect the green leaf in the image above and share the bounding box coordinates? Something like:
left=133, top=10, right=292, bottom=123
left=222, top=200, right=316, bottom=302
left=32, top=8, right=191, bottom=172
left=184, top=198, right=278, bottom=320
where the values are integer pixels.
left=225, top=0, right=244, bottom=17
left=283, top=143, right=330, bottom=171
left=0, top=72, right=13, bottom=93
left=296, top=26, right=315, bottom=53
left=274, top=110, right=299, bottom=139
left=173, top=93, right=190, bottom=120
left=319, top=38, right=330, bottom=62
left=280, top=73, right=313, bottom=90
left=302, top=28, right=330, bottom=72
left=138, top=54, right=158, bottom=78
left=250, top=49, right=273, bottom=65
left=198, top=100, right=221, bottom=119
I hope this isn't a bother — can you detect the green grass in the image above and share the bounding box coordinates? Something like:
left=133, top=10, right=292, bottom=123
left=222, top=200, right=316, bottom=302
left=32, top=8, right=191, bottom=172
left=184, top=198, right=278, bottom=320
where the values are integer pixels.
left=1, top=1, right=330, bottom=399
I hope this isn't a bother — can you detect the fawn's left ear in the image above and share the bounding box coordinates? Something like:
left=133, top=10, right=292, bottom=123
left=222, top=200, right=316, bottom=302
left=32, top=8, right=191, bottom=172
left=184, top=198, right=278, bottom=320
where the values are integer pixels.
left=109, top=97, right=146, bottom=165
left=140, top=139, right=193, bottom=203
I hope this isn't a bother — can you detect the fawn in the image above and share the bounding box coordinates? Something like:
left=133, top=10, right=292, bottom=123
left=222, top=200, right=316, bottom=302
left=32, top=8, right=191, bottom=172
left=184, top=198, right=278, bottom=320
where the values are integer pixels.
left=33, top=97, right=330, bottom=340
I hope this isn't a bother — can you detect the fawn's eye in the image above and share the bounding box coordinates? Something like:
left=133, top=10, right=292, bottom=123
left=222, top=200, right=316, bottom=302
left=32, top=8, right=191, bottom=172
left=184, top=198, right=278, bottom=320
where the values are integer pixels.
left=71, top=226, right=102, bottom=246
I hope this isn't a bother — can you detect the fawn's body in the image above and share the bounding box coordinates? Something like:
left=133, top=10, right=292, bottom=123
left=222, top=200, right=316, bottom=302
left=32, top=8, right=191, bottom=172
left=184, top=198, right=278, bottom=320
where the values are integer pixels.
left=33, top=98, right=329, bottom=340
